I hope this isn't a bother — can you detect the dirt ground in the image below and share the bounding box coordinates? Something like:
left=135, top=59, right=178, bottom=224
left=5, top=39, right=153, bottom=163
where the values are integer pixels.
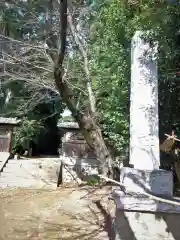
left=0, top=186, right=115, bottom=240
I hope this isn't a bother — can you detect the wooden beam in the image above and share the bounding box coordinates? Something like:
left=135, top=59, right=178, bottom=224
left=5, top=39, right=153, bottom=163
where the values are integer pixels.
left=165, top=134, right=180, bottom=143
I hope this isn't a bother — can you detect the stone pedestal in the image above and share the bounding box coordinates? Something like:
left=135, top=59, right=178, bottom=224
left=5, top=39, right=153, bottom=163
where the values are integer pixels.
left=114, top=166, right=174, bottom=214
left=120, top=167, right=173, bottom=197
left=113, top=208, right=180, bottom=240
left=112, top=188, right=180, bottom=240
left=112, top=190, right=180, bottom=213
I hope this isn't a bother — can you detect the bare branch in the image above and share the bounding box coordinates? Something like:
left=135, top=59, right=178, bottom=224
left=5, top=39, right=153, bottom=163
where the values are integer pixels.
left=0, top=57, right=52, bottom=73
left=0, top=34, right=57, bottom=52
left=52, top=0, right=84, bottom=121
left=67, top=8, right=96, bottom=113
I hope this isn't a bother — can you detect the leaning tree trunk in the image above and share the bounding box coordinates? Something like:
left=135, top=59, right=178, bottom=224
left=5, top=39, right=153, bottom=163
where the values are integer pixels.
left=52, top=0, right=113, bottom=175
left=174, top=162, right=180, bottom=189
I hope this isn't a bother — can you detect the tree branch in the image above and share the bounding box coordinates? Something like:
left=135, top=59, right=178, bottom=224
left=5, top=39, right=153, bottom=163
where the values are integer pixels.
left=45, top=0, right=113, bottom=171
left=99, top=175, right=180, bottom=206
left=0, top=34, right=57, bottom=52
left=53, top=0, right=85, bottom=124
left=67, top=8, right=96, bottom=114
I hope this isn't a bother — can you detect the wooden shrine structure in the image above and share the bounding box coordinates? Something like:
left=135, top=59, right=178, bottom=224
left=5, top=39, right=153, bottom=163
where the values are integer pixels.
left=0, top=117, right=21, bottom=152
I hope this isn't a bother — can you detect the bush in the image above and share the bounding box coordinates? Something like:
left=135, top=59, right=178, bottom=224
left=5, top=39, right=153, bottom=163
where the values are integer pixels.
left=86, top=175, right=100, bottom=186
left=12, top=117, right=44, bottom=155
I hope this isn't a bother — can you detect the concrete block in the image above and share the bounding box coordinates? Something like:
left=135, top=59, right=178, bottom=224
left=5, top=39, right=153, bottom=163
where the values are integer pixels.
left=114, top=210, right=180, bottom=240
left=120, top=167, right=173, bottom=196
left=112, top=190, right=180, bottom=214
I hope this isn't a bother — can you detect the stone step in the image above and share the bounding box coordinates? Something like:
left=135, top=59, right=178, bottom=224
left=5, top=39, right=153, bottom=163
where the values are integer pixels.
left=5, top=166, right=58, bottom=173
left=2, top=167, right=58, bottom=174
left=0, top=182, right=57, bottom=189
left=1, top=168, right=45, bottom=174
left=0, top=173, right=56, bottom=180
left=0, top=178, right=56, bottom=182
left=1, top=174, right=55, bottom=180
left=6, top=162, right=59, bottom=168
left=0, top=176, right=41, bottom=181
left=0, top=183, right=41, bottom=189
left=0, top=185, right=36, bottom=189
left=6, top=166, right=42, bottom=170
left=0, top=172, right=42, bottom=178
left=5, top=163, right=40, bottom=167
left=0, top=176, right=56, bottom=183
left=2, top=166, right=40, bottom=172
left=0, top=158, right=59, bottom=189
left=8, top=159, right=60, bottom=164
left=3, top=172, right=52, bottom=179
left=0, top=177, right=57, bottom=183
left=5, top=162, right=58, bottom=167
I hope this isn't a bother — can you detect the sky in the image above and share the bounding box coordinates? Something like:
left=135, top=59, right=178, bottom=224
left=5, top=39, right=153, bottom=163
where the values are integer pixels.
left=62, top=109, right=71, bottom=117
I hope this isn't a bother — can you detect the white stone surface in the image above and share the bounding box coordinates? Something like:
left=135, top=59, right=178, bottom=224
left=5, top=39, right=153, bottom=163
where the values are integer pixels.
left=61, top=156, right=99, bottom=184
left=120, top=167, right=173, bottom=196
left=114, top=210, right=180, bottom=240
left=2, top=166, right=40, bottom=172
left=0, top=182, right=57, bottom=189
left=112, top=190, right=180, bottom=213
left=0, top=157, right=60, bottom=189
left=130, top=30, right=160, bottom=170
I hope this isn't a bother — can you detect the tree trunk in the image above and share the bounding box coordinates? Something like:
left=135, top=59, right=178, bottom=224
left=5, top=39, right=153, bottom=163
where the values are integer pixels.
left=52, top=0, right=113, bottom=175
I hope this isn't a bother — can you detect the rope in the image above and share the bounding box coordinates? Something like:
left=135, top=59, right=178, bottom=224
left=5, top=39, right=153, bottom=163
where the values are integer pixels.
left=98, top=175, right=180, bottom=206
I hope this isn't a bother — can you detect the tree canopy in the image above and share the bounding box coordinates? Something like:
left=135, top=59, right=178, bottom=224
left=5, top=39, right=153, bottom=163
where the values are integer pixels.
left=0, top=0, right=180, bottom=168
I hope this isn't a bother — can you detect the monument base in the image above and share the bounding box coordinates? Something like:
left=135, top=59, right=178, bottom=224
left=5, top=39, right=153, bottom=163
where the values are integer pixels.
left=113, top=205, right=180, bottom=240
left=112, top=190, right=180, bottom=214
left=120, top=167, right=173, bottom=197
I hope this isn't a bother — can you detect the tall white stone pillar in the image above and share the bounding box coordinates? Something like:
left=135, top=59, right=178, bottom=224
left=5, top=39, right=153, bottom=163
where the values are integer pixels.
left=130, top=30, right=160, bottom=170
left=112, top=32, right=176, bottom=233
left=119, top=31, right=173, bottom=196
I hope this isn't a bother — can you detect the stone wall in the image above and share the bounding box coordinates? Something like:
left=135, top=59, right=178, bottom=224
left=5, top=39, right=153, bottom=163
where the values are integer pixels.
left=59, top=127, right=99, bottom=184
left=60, top=156, right=100, bottom=184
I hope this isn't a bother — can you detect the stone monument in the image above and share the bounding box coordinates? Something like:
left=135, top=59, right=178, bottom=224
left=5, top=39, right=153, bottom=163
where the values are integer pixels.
left=111, top=30, right=180, bottom=240
left=112, top=31, right=180, bottom=213
left=130, top=30, right=159, bottom=170
left=120, top=30, right=173, bottom=197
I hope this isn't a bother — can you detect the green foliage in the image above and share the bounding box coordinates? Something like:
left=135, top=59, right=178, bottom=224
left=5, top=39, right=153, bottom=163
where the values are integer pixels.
left=124, top=1, right=180, bottom=136
left=86, top=175, right=100, bottom=186
left=87, top=0, right=180, bottom=155
left=88, top=0, right=131, bottom=154
left=2, top=0, right=180, bottom=160
left=0, top=2, right=65, bottom=155
left=12, top=117, right=44, bottom=154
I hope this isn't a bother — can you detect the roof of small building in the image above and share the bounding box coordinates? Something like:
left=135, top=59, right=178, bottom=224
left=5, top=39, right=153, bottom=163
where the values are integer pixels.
left=57, top=121, right=79, bottom=129
left=0, top=117, right=21, bottom=125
